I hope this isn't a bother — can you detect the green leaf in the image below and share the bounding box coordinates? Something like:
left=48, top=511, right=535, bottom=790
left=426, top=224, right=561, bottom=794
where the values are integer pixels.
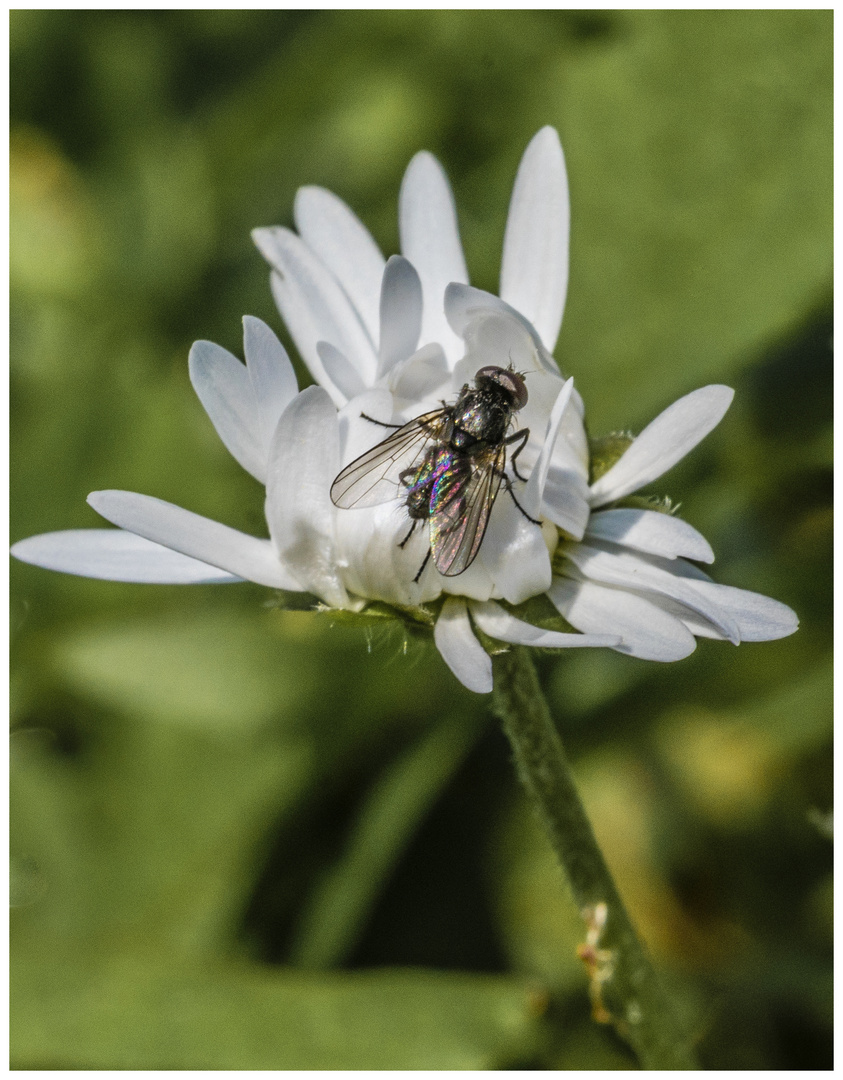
left=11, top=710, right=312, bottom=959
left=11, top=947, right=546, bottom=1070
left=51, top=611, right=313, bottom=733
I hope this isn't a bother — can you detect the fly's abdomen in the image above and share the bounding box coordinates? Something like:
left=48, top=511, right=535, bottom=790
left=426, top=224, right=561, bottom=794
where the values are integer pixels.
left=400, top=447, right=454, bottom=519
left=429, top=455, right=471, bottom=517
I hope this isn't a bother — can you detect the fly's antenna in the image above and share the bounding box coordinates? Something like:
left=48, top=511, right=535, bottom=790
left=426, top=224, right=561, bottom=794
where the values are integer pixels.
left=506, top=350, right=528, bottom=382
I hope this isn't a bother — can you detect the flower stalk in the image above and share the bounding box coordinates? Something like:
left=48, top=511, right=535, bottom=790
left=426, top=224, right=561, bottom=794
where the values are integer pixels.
left=492, top=646, right=699, bottom=1070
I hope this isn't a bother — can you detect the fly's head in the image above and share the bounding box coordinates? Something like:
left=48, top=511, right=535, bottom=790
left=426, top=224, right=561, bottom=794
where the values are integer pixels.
left=473, top=366, right=528, bottom=412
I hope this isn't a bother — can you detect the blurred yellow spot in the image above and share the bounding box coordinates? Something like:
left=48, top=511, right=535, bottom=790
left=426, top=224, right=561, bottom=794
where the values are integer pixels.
left=786, top=504, right=833, bottom=552
left=525, top=986, right=550, bottom=1018
left=326, top=72, right=431, bottom=186
left=576, top=748, right=750, bottom=968
left=658, top=710, right=781, bottom=826
left=10, top=126, right=99, bottom=296
left=269, top=608, right=327, bottom=641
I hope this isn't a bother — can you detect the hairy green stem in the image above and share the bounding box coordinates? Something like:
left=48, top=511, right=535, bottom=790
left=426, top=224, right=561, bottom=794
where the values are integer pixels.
left=492, top=647, right=698, bottom=1070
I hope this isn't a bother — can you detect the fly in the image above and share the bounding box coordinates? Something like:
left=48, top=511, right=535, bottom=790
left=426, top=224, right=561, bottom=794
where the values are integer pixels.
left=330, top=366, right=541, bottom=581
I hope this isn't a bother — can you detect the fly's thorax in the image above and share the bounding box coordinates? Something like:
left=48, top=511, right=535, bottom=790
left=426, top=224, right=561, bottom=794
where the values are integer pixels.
left=451, top=388, right=511, bottom=450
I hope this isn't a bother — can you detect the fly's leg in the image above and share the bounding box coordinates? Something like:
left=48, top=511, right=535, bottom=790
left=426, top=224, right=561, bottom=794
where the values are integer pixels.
left=398, top=515, right=432, bottom=580
left=361, top=412, right=402, bottom=429
left=500, top=428, right=540, bottom=520
left=499, top=471, right=542, bottom=526
left=362, top=412, right=446, bottom=433
left=504, top=427, right=531, bottom=482
left=398, top=519, right=418, bottom=549
left=413, top=548, right=432, bottom=583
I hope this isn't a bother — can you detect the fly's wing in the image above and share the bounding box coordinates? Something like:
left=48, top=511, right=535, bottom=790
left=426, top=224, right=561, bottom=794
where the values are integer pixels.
left=429, top=444, right=505, bottom=576
left=330, top=410, right=447, bottom=509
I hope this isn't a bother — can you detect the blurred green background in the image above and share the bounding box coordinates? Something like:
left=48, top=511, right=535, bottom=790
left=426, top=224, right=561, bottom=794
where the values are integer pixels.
left=10, top=10, right=831, bottom=1070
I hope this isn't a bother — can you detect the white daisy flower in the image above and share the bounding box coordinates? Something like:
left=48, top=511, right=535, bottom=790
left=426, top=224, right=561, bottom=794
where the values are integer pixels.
left=11, top=128, right=797, bottom=694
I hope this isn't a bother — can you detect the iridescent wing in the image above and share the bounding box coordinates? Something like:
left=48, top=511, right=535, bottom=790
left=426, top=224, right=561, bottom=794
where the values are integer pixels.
left=429, top=444, right=506, bottom=576
left=330, top=410, right=448, bottom=509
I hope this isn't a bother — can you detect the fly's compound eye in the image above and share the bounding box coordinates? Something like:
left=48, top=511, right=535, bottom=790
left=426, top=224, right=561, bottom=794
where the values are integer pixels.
left=475, top=366, right=529, bottom=410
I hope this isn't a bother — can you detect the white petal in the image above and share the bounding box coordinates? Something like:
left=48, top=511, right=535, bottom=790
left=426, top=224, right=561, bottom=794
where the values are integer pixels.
left=589, top=386, right=735, bottom=507
left=509, top=368, right=587, bottom=486
left=331, top=389, right=436, bottom=607
left=500, top=126, right=569, bottom=352
left=565, top=541, right=741, bottom=643
left=264, top=385, right=350, bottom=609
left=11, top=529, right=241, bottom=585
left=86, top=491, right=301, bottom=591
left=293, top=185, right=385, bottom=344
left=444, top=284, right=559, bottom=375
left=188, top=318, right=297, bottom=485
left=476, top=490, right=551, bottom=605
left=333, top=500, right=430, bottom=609
left=541, top=465, right=591, bottom=539
left=267, top=273, right=341, bottom=407
left=632, top=591, right=731, bottom=640
left=525, top=370, right=588, bottom=476
left=398, top=151, right=468, bottom=364
left=586, top=571, right=798, bottom=645
left=556, top=393, right=589, bottom=468
left=438, top=557, right=496, bottom=603
left=470, top=599, right=620, bottom=650
left=585, top=508, right=715, bottom=563
left=317, top=341, right=366, bottom=402
left=657, top=555, right=712, bottom=583
left=508, top=367, right=589, bottom=541
left=337, top=388, right=396, bottom=462
left=678, top=581, right=799, bottom=642
left=386, top=343, right=450, bottom=407
left=522, top=376, right=574, bottom=516
left=242, top=315, right=299, bottom=446
left=378, top=255, right=423, bottom=377
left=188, top=339, right=266, bottom=482
left=433, top=596, right=492, bottom=694
left=445, top=283, right=529, bottom=343
left=254, top=228, right=378, bottom=397
left=548, top=576, right=697, bottom=662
